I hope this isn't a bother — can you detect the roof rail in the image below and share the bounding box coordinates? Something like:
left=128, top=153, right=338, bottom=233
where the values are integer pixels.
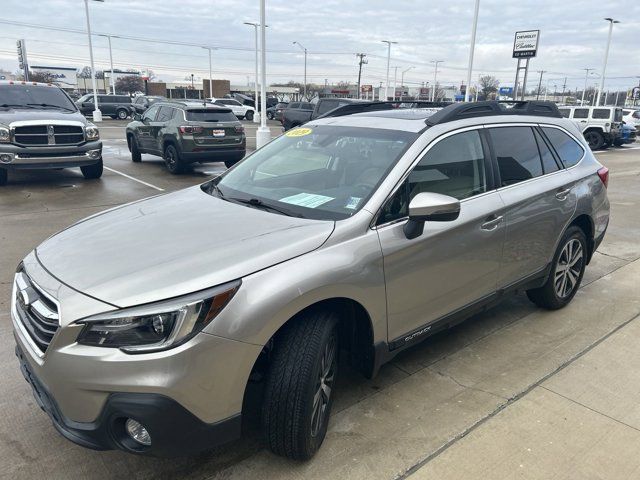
left=425, top=100, right=562, bottom=126
left=318, top=100, right=452, bottom=119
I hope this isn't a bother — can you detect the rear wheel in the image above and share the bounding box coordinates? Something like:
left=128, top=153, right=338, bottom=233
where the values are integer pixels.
left=262, top=311, right=339, bottom=460
left=584, top=130, right=605, bottom=150
left=129, top=135, right=142, bottom=162
left=245, top=110, right=254, bottom=121
left=527, top=226, right=587, bottom=309
left=163, top=144, right=185, bottom=174
left=80, top=159, right=103, bottom=179
left=0, top=168, right=7, bottom=186
left=116, top=108, right=129, bottom=120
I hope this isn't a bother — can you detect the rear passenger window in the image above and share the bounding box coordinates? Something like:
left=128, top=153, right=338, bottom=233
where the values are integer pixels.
left=490, top=127, right=542, bottom=186
left=542, top=127, right=585, bottom=168
left=533, top=130, right=560, bottom=174
left=592, top=109, right=610, bottom=119
left=573, top=109, right=588, bottom=119
left=288, top=102, right=300, bottom=109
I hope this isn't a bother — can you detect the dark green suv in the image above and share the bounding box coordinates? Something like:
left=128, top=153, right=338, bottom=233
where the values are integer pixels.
left=125, top=101, right=246, bottom=173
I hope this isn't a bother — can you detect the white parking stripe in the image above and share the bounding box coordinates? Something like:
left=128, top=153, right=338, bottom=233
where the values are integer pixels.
left=103, top=166, right=165, bottom=191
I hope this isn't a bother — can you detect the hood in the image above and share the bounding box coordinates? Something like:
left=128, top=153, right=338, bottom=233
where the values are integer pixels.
left=36, top=186, right=335, bottom=307
left=0, top=108, right=86, bottom=125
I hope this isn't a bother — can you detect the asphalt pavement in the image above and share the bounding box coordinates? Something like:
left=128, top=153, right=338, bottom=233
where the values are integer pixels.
left=0, top=135, right=639, bottom=480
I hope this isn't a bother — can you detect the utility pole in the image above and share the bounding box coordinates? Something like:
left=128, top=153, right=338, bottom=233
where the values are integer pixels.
left=536, top=70, right=546, bottom=100
left=16, top=39, right=29, bottom=81
left=431, top=60, right=444, bottom=101
left=400, top=66, right=414, bottom=101
left=356, top=53, right=367, bottom=99
left=581, top=68, right=594, bottom=105
left=560, top=77, right=567, bottom=104
left=392, top=66, right=399, bottom=100
left=293, top=41, right=307, bottom=99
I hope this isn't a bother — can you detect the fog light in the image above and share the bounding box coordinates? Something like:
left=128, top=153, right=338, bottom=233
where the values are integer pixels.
left=0, top=153, right=14, bottom=163
left=87, top=149, right=101, bottom=160
left=125, top=418, right=151, bottom=446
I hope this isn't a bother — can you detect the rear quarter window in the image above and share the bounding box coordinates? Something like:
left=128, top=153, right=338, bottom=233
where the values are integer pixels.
left=559, top=109, right=571, bottom=118
left=542, top=127, right=585, bottom=168
left=592, top=109, right=611, bottom=120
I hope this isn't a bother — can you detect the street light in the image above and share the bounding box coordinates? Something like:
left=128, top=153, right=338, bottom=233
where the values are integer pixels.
left=392, top=66, right=400, bottom=100
left=596, top=18, right=620, bottom=106
left=244, top=22, right=267, bottom=123
left=293, top=41, right=307, bottom=99
left=202, top=47, right=215, bottom=101
left=400, top=66, right=414, bottom=101
left=97, top=34, right=116, bottom=95
left=465, top=0, right=480, bottom=102
left=256, top=0, right=271, bottom=148
left=84, top=0, right=103, bottom=122
left=581, top=68, right=594, bottom=105
left=431, top=60, right=444, bottom=101
left=381, top=40, right=397, bottom=101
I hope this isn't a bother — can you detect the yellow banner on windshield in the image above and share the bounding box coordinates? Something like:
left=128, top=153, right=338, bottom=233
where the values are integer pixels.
left=285, top=127, right=313, bottom=138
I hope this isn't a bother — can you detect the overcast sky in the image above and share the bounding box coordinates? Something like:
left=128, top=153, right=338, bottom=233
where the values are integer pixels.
left=1, top=0, right=638, bottom=91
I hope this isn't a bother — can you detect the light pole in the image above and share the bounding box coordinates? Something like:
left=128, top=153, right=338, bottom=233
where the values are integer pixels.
left=400, top=66, right=414, bottom=101
left=202, top=47, right=214, bottom=100
left=431, top=60, right=444, bottom=101
left=581, top=68, right=594, bottom=105
left=381, top=40, right=397, bottom=101
left=465, top=0, right=480, bottom=102
left=293, top=41, right=307, bottom=99
left=392, top=66, right=400, bottom=100
left=256, top=0, right=271, bottom=148
left=596, top=18, right=619, bottom=106
left=84, top=0, right=103, bottom=122
left=244, top=22, right=264, bottom=123
left=98, top=34, right=116, bottom=95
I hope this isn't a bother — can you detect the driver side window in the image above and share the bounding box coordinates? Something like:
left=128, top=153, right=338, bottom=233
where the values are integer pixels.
left=142, top=105, right=159, bottom=122
left=378, top=130, right=488, bottom=224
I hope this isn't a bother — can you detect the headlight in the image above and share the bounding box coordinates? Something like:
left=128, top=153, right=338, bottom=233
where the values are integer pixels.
left=0, top=126, right=10, bottom=143
left=76, top=280, right=240, bottom=353
left=85, top=124, right=100, bottom=141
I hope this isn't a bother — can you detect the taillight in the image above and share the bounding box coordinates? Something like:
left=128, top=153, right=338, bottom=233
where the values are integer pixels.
left=179, top=126, right=203, bottom=135
left=597, top=167, right=609, bottom=188
left=234, top=125, right=244, bottom=134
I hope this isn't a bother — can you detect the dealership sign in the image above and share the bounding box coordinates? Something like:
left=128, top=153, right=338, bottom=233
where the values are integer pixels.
left=512, top=30, right=540, bottom=58
left=30, top=65, right=78, bottom=87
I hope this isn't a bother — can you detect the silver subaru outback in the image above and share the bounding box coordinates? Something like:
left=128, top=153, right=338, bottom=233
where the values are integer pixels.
left=12, top=101, right=609, bottom=459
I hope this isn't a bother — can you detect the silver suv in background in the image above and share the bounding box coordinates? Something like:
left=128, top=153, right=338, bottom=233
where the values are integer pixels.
left=558, top=105, right=623, bottom=149
left=12, top=101, right=609, bottom=460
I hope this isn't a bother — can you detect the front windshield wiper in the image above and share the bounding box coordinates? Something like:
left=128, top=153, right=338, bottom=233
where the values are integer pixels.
left=0, top=103, right=36, bottom=109
left=27, top=103, right=75, bottom=112
left=227, top=196, right=304, bottom=218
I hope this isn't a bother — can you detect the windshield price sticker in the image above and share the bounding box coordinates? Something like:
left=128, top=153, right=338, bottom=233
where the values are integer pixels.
left=280, top=193, right=334, bottom=208
left=285, top=127, right=313, bottom=138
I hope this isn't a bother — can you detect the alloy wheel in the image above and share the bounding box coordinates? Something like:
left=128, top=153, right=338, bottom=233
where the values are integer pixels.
left=554, top=238, right=583, bottom=298
left=310, top=333, right=336, bottom=438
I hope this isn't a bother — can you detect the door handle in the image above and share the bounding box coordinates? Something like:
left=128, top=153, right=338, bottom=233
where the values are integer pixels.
left=556, top=188, right=571, bottom=200
left=481, top=215, right=503, bottom=231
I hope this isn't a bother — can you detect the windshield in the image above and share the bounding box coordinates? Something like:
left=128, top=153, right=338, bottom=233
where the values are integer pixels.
left=209, top=125, right=418, bottom=220
left=0, top=85, right=77, bottom=111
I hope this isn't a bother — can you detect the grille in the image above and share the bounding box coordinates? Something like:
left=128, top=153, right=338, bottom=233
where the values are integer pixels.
left=13, top=125, right=84, bottom=146
left=14, top=272, right=60, bottom=353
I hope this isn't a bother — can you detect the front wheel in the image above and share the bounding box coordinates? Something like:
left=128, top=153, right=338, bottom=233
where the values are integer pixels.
left=245, top=111, right=254, bottom=121
left=262, top=311, right=339, bottom=460
left=164, top=144, right=185, bottom=174
left=527, top=226, right=587, bottom=309
left=80, top=159, right=103, bottom=179
left=129, top=135, right=142, bottom=162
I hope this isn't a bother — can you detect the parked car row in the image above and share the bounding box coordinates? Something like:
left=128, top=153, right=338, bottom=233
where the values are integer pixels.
left=558, top=106, right=637, bottom=150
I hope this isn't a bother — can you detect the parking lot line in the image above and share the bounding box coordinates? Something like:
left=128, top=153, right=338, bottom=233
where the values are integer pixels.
left=103, top=166, right=165, bottom=192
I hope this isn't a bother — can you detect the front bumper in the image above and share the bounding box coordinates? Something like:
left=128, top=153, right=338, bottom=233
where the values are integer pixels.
left=0, top=140, right=102, bottom=169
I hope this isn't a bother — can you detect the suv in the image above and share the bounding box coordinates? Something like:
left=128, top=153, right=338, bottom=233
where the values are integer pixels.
left=208, top=98, right=255, bottom=121
left=76, top=94, right=135, bottom=120
left=266, top=102, right=288, bottom=120
left=281, top=98, right=365, bottom=130
left=0, top=81, right=102, bottom=186
left=622, top=108, right=640, bottom=132
left=125, top=101, right=246, bottom=173
left=558, top=106, right=623, bottom=149
left=12, top=101, right=609, bottom=460
left=131, top=95, right=166, bottom=114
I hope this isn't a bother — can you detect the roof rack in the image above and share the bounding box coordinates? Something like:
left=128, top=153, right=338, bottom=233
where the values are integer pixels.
left=318, top=100, right=452, bottom=119
left=425, top=100, right=562, bottom=126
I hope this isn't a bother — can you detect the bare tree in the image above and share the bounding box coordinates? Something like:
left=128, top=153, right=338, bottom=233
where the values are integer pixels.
left=77, top=66, right=103, bottom=79
left=28, top=70, right=57, bottom=83
left=479, top=75, right=500, bottom=99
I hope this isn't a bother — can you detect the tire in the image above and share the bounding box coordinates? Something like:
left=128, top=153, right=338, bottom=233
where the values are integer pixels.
left=267, top=111, right=274, bottom=120
left=526, top=226, right=587, bottom=310
left=224, top=159, right=239, bottom=169
left=245, top=111, right=254, bottom=121
left=584, top=130, right=605, bottom=150
left=613, top=139, right=624, bottom=147
left=262, top=311, right=339, bottom=460
left=116, top=109, right=129, bottom=120
left=163, top=143, right=185, bottom=174
left=0, top=168, right=7, bottom=186
left=129, top=135, right=142, bottom=162
left=80, top=159, right=103, bottom=179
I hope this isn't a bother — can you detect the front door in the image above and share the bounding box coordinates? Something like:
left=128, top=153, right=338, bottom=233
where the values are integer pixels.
left=137, top=105, right=160, bottom=151
left=377, top=128, right=505, bottom=344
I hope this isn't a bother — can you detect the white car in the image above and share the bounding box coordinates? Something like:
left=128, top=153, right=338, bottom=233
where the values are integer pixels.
left=208, top=98, right=255, bottom=121
left=622, top=108, right=640, bottom=132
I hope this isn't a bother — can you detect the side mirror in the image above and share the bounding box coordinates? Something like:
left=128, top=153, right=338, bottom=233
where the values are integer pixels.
left=134, top=113, right=142, bottom=121
left=404, top=192, right=461, bottom=239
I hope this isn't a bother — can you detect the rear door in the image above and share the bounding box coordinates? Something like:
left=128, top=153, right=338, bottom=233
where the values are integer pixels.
left=377, top=127, right=506, bottom=343
left=489, top=125, right=576, bottom=288
left=149, top=106, right=175, bottom=152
